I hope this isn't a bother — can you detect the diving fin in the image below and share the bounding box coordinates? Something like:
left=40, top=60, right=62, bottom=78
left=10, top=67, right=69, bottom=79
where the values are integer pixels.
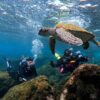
left=83, top=42, right=89, bottom=49
left=49, top=36, right=56, bottom=55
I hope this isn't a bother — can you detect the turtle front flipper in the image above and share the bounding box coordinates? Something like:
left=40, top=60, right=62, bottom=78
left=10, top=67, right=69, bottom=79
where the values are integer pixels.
left=83, top=42, right=89, bottom=49
left=49, top=36, right=56, bottom=54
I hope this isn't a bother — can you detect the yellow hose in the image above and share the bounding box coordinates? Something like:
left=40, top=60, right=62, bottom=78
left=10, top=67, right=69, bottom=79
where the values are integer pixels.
left=54, top=53, right=61, bottom=60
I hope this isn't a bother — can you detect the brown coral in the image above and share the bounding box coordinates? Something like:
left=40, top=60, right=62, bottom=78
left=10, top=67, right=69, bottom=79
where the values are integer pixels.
left=60, top=64, right=100, bottom=100
left=2, top=76, right=55, bottom=100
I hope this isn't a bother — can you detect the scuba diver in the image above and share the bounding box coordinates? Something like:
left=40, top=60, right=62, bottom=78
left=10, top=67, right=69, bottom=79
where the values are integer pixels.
left=50, top=48, right=88, bottom=73
left=19, top=56, right=37, bottom=81
left=50, top=48, right=73, bottom=67
left=6, top=56, right=37, bottom=82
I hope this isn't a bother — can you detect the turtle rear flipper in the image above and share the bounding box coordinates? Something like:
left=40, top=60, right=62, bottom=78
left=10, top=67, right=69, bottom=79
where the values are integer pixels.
left=83, top=42, right=89, bottom=49
left=95, top=41, right=100, bottom=46
left=97, top=42, right=100, bottom=46
left=91, top=39, right=100, bottom=46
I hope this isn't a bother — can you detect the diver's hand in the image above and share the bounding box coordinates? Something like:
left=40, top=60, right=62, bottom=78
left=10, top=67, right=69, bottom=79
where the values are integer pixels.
left=19, top=77, right=27, bottom=82
left=22, top=78, right=27, bottom=81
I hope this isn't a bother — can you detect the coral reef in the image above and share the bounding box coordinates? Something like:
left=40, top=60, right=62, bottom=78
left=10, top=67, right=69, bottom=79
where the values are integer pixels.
left=0, top=71, right=16, bottom=98
left=60, top=64, right=100, bottom=100
left=1, top=64, right=100, bottom=100
left=2, top=76, right=55, bottom=100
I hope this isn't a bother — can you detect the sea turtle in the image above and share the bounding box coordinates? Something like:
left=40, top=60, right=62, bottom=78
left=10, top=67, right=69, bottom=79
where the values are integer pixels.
left=38, top=23, right=100, bottom=54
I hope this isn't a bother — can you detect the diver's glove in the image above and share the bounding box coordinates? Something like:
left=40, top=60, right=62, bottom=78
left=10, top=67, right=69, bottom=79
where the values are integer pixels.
left=22, top=78, right=27, bottom=81
left=19, top=77, right=27, bottom=82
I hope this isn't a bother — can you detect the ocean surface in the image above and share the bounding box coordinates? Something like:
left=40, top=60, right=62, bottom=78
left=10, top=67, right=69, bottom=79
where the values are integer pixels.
left=0, top=0, right=100, bottom=70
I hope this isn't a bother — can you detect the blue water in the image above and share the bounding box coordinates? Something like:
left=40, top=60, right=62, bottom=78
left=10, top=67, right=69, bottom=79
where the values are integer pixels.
left=0, top=0, right=100, bottom=69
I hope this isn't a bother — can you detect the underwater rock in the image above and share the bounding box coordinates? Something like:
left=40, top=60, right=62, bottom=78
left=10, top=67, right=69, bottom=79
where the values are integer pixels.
left=0, top=71, right=16, bottom=98
left=60, top=64, right=100, bottom=100
left=2, top=76, right=55, bottom=100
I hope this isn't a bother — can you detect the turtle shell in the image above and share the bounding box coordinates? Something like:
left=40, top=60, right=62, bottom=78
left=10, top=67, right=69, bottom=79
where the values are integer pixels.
left=56, top=23, right=94, bottom=43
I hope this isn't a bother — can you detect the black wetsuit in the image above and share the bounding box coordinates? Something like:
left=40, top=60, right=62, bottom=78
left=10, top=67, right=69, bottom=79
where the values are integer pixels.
left=19, top=59, right=37, bottom=79
left=6, top=58, right=37, bottom=81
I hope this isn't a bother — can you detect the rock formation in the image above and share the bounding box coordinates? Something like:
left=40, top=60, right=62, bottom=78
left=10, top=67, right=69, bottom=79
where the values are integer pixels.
left=2, top=76, right=55, bottom=100
left=0, top=71, right=16, bottom=98
left=60, top=64, right=100, bottom=100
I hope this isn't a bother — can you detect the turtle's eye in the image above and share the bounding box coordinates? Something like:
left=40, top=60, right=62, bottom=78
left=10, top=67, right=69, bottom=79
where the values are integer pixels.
left=43, top=28, right=48, bottom=32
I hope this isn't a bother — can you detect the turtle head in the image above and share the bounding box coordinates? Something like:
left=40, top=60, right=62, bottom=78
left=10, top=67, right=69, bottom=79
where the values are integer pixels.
left=38, top=27, right=55, bottom=37
left=38, top=28, right=50, bottom=36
